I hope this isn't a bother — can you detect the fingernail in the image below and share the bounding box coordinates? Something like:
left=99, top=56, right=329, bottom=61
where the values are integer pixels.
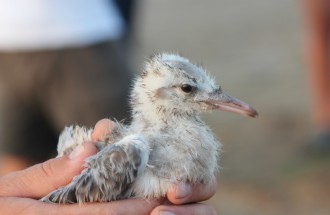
left=92, top=119, right=114, bottom=141
left=175, top=183, right=191, bottom=199
left=69, top=144, right=85, bottom=160
left=159, top=211, right=176, bottom=215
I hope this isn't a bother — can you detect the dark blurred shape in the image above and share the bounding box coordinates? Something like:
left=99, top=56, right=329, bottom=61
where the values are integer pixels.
left=0, top=0, right=137, bottom=175
left=114, top=0, right=136, bottom=31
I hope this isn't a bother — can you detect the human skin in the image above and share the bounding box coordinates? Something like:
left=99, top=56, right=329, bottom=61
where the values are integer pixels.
left=301, top=0, right=330, bottom=128
left=0, top=119, right=217, bottom=215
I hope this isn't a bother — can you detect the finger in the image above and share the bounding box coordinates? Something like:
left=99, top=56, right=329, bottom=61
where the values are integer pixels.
left=151, top=203, right=217, bottom=215
left=0, top=142, right=97, bottom=198
left=0, top=197, right=160, bottom=215
left=58, top=198, right=160, bottom=215
left=91, top=119, right=114, bottom=141
left=167, top=176, right=217, bottom=205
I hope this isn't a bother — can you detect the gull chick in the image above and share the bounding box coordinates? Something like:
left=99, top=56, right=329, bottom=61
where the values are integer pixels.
left=42, top=53, right=258, bottom=203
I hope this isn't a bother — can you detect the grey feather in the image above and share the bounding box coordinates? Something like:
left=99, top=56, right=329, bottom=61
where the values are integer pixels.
left=42, top=135, right=149, bottom=203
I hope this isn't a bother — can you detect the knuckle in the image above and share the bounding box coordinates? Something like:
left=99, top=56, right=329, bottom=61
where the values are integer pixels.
left=40, top=160, right=56, bottom=179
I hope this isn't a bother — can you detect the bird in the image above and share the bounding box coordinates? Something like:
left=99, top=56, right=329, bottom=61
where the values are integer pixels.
left=41, top=53, right=258, bottom=204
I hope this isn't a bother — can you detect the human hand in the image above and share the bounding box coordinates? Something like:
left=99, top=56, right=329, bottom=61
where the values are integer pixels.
left=152, top=178, right=217, bottom=215
left=0, top=119, right=217, bottom=215
left=0, top=120, right=158, bottom=215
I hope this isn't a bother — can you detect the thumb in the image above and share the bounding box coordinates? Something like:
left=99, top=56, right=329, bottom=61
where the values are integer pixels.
left=0, top=142, right=97, bottom=199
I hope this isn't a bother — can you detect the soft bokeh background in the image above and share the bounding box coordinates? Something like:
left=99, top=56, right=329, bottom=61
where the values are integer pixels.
left=133, top=0, right=330, bottom=214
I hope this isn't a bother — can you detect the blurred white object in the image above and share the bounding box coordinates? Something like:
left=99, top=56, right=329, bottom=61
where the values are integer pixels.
left=0, top=0, right=124, bottom=50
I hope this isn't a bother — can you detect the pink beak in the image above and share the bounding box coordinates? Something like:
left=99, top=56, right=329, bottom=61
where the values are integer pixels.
left=202, top=91, right=258, bottom=118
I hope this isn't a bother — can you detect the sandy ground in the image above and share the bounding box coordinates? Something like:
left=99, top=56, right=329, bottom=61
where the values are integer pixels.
left=135, top=0, right=330, bottom=214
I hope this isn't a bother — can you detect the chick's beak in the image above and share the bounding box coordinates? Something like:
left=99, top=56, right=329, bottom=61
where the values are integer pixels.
left=201, top=91, right=258, bottom=118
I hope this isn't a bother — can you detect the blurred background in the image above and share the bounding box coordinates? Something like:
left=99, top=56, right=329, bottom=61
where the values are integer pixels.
left=134, top=0, right=329, bottom=215
left=0, top=0, right=329, bottom=214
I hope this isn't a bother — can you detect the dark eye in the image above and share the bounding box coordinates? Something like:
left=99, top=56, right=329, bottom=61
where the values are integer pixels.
left=181, top=84, right=193, bottom=93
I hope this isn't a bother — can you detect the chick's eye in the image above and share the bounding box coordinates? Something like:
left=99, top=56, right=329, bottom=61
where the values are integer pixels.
left=181, top=84, right=193, bottom=93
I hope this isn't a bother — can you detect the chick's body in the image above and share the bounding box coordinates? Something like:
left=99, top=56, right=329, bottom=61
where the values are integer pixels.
left=129, top=117, right=219, bottom=198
